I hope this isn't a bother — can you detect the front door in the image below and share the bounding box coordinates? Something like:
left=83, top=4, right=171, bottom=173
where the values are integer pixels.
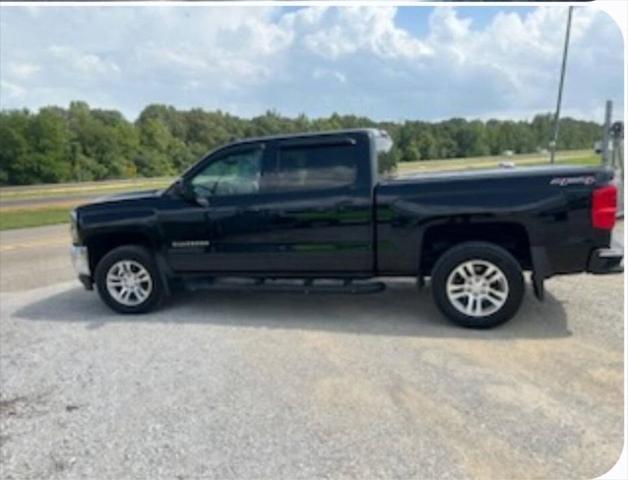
left=162, top=144, right=265, bottom=273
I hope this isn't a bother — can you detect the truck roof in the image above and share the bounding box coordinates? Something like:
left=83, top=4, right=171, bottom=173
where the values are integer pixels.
left=226, top=128, right=382, bottom=146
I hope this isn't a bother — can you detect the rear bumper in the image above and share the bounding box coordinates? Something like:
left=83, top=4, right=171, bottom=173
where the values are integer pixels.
left=588, top=247, right=624, bottom=274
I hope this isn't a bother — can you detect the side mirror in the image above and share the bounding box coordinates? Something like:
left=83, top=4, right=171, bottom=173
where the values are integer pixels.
left=173, top=179, right=210, bottom=207
left=173, top=179, right=193, bottom=201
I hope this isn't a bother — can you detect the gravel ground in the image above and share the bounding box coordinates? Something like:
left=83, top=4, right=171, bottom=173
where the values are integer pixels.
left=0, top=266, right=624, bottom=479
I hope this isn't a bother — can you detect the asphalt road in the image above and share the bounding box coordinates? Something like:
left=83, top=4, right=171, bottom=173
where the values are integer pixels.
left=0, top=223, right=624, bottom=479
left=0, top=224, right=74, bottom=292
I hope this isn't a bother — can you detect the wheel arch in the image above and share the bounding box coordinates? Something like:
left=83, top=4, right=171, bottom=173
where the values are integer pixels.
left=83, top=229, right=171, bottom=296
left=420, top=221, right=532, bottom=277
left=84, top=230, right=153, bottom=272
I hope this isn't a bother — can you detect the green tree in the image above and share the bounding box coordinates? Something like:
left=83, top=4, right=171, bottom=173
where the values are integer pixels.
left=0, top=116, right=30, bottom=185
left=0, top=102, right=605, bottom=185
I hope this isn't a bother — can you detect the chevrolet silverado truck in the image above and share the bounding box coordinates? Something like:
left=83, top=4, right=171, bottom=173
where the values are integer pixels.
left=70, top=129, right=623, bottom=328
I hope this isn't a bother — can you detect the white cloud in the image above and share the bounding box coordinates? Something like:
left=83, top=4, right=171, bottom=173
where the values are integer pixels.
left=428, top=8, right=472, bottom=42
left=0, top=6, right=623, bottom=122
left=0, top=80, right=26, bottom=102
left=7, top=62, right=40, bottom=79
left=313, top=68, right=347, bottom=84
left=49, top=46, right=120, bottom=76
left=288, top=7, right=433, bottom=60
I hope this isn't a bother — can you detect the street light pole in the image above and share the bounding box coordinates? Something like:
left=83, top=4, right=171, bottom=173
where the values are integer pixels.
left=550, top=6, right=573, bottom=164
left=601, top=100, right=613, bottom=166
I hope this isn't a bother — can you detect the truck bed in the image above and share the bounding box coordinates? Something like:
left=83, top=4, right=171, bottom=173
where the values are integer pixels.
left=382, top=164, right=607, bottom=185
left=374, top=165, right=614, bottom=276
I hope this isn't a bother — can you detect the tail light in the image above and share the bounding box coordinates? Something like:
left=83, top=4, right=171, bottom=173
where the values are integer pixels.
left=592, top=185, right=617, bottom=230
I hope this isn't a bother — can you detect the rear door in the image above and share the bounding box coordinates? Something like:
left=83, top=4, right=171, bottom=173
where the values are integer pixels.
left=252, top=133, right=374, bottom=273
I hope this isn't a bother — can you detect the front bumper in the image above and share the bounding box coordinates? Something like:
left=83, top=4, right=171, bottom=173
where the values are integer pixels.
left=70, top=246, right=93, bottom=289
left=588, top=247, right=624, bottom=274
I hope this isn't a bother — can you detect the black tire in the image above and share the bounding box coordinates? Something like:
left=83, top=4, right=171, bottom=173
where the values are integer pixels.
left=94, top=245, right=164, bottom=314
left=430, top=241, right=524, bottom=328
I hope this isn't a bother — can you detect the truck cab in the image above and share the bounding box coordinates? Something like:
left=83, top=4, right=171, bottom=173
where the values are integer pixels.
left=161, top=129, right=381, bottom=274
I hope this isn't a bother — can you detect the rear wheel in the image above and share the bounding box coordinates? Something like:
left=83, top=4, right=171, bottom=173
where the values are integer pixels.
left=430, top=242, right=524, bottom=328
left=94, top=245, right=164, bottom=314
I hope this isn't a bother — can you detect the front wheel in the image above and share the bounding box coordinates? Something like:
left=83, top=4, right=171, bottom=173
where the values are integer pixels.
left=94, top=245, right=164, bottom=314
left=430, top=242, right=524, bottom=328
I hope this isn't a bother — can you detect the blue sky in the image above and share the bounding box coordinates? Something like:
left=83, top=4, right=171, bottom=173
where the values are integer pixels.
left=0, top=6, right=623, bottom=123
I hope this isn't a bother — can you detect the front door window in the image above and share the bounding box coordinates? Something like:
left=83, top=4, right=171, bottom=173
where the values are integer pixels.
left=190, top=148, right=263, bottom=199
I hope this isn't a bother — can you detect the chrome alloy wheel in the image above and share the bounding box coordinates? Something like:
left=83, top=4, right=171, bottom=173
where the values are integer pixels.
left=105, top=260, right=153, bottom=306
left=445, top=259, right=509, bottom=318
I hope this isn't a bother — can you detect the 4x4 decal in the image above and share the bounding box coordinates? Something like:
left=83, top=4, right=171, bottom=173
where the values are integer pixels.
left=550, top=176, right=596, bottom=186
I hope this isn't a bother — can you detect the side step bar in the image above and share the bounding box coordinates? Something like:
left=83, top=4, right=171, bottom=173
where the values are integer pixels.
left=183, top=277, right=386, bottom=294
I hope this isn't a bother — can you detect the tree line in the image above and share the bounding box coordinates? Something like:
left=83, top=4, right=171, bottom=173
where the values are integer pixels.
left=0, top=101, right=602, bottom=185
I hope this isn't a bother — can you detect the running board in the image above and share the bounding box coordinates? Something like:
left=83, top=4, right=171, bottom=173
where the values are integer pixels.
left=183, top=277, right=386, bottom=294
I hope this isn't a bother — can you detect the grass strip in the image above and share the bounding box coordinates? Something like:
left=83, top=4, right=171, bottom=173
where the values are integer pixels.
left=0, top=206, right=72, bottom=231
left=398, top=150, right=599, bottom=173
left=0, top=178, right=173, bottom=201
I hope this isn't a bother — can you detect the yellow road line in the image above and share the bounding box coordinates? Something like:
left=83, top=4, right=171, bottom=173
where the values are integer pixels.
left=0, top=236, right=69, bottom=252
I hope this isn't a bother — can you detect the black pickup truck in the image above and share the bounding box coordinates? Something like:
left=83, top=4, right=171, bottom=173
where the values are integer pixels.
left=70, top=128, right=622, bottom=328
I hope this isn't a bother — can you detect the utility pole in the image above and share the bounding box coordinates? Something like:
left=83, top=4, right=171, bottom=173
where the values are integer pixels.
left=601, top=100, right=613, bottom=165
left=550, top=6, right=573, bottom=164
left=610, top=120, right=624, bottom=218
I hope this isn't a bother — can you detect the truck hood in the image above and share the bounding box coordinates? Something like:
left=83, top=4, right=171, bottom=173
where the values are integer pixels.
left=98, top=189, right=162, bottom=202
left=77, top=189, right=162, bottom=210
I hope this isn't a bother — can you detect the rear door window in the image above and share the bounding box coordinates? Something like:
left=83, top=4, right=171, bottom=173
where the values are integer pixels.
left=265, top=143, right=358, bottom=192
